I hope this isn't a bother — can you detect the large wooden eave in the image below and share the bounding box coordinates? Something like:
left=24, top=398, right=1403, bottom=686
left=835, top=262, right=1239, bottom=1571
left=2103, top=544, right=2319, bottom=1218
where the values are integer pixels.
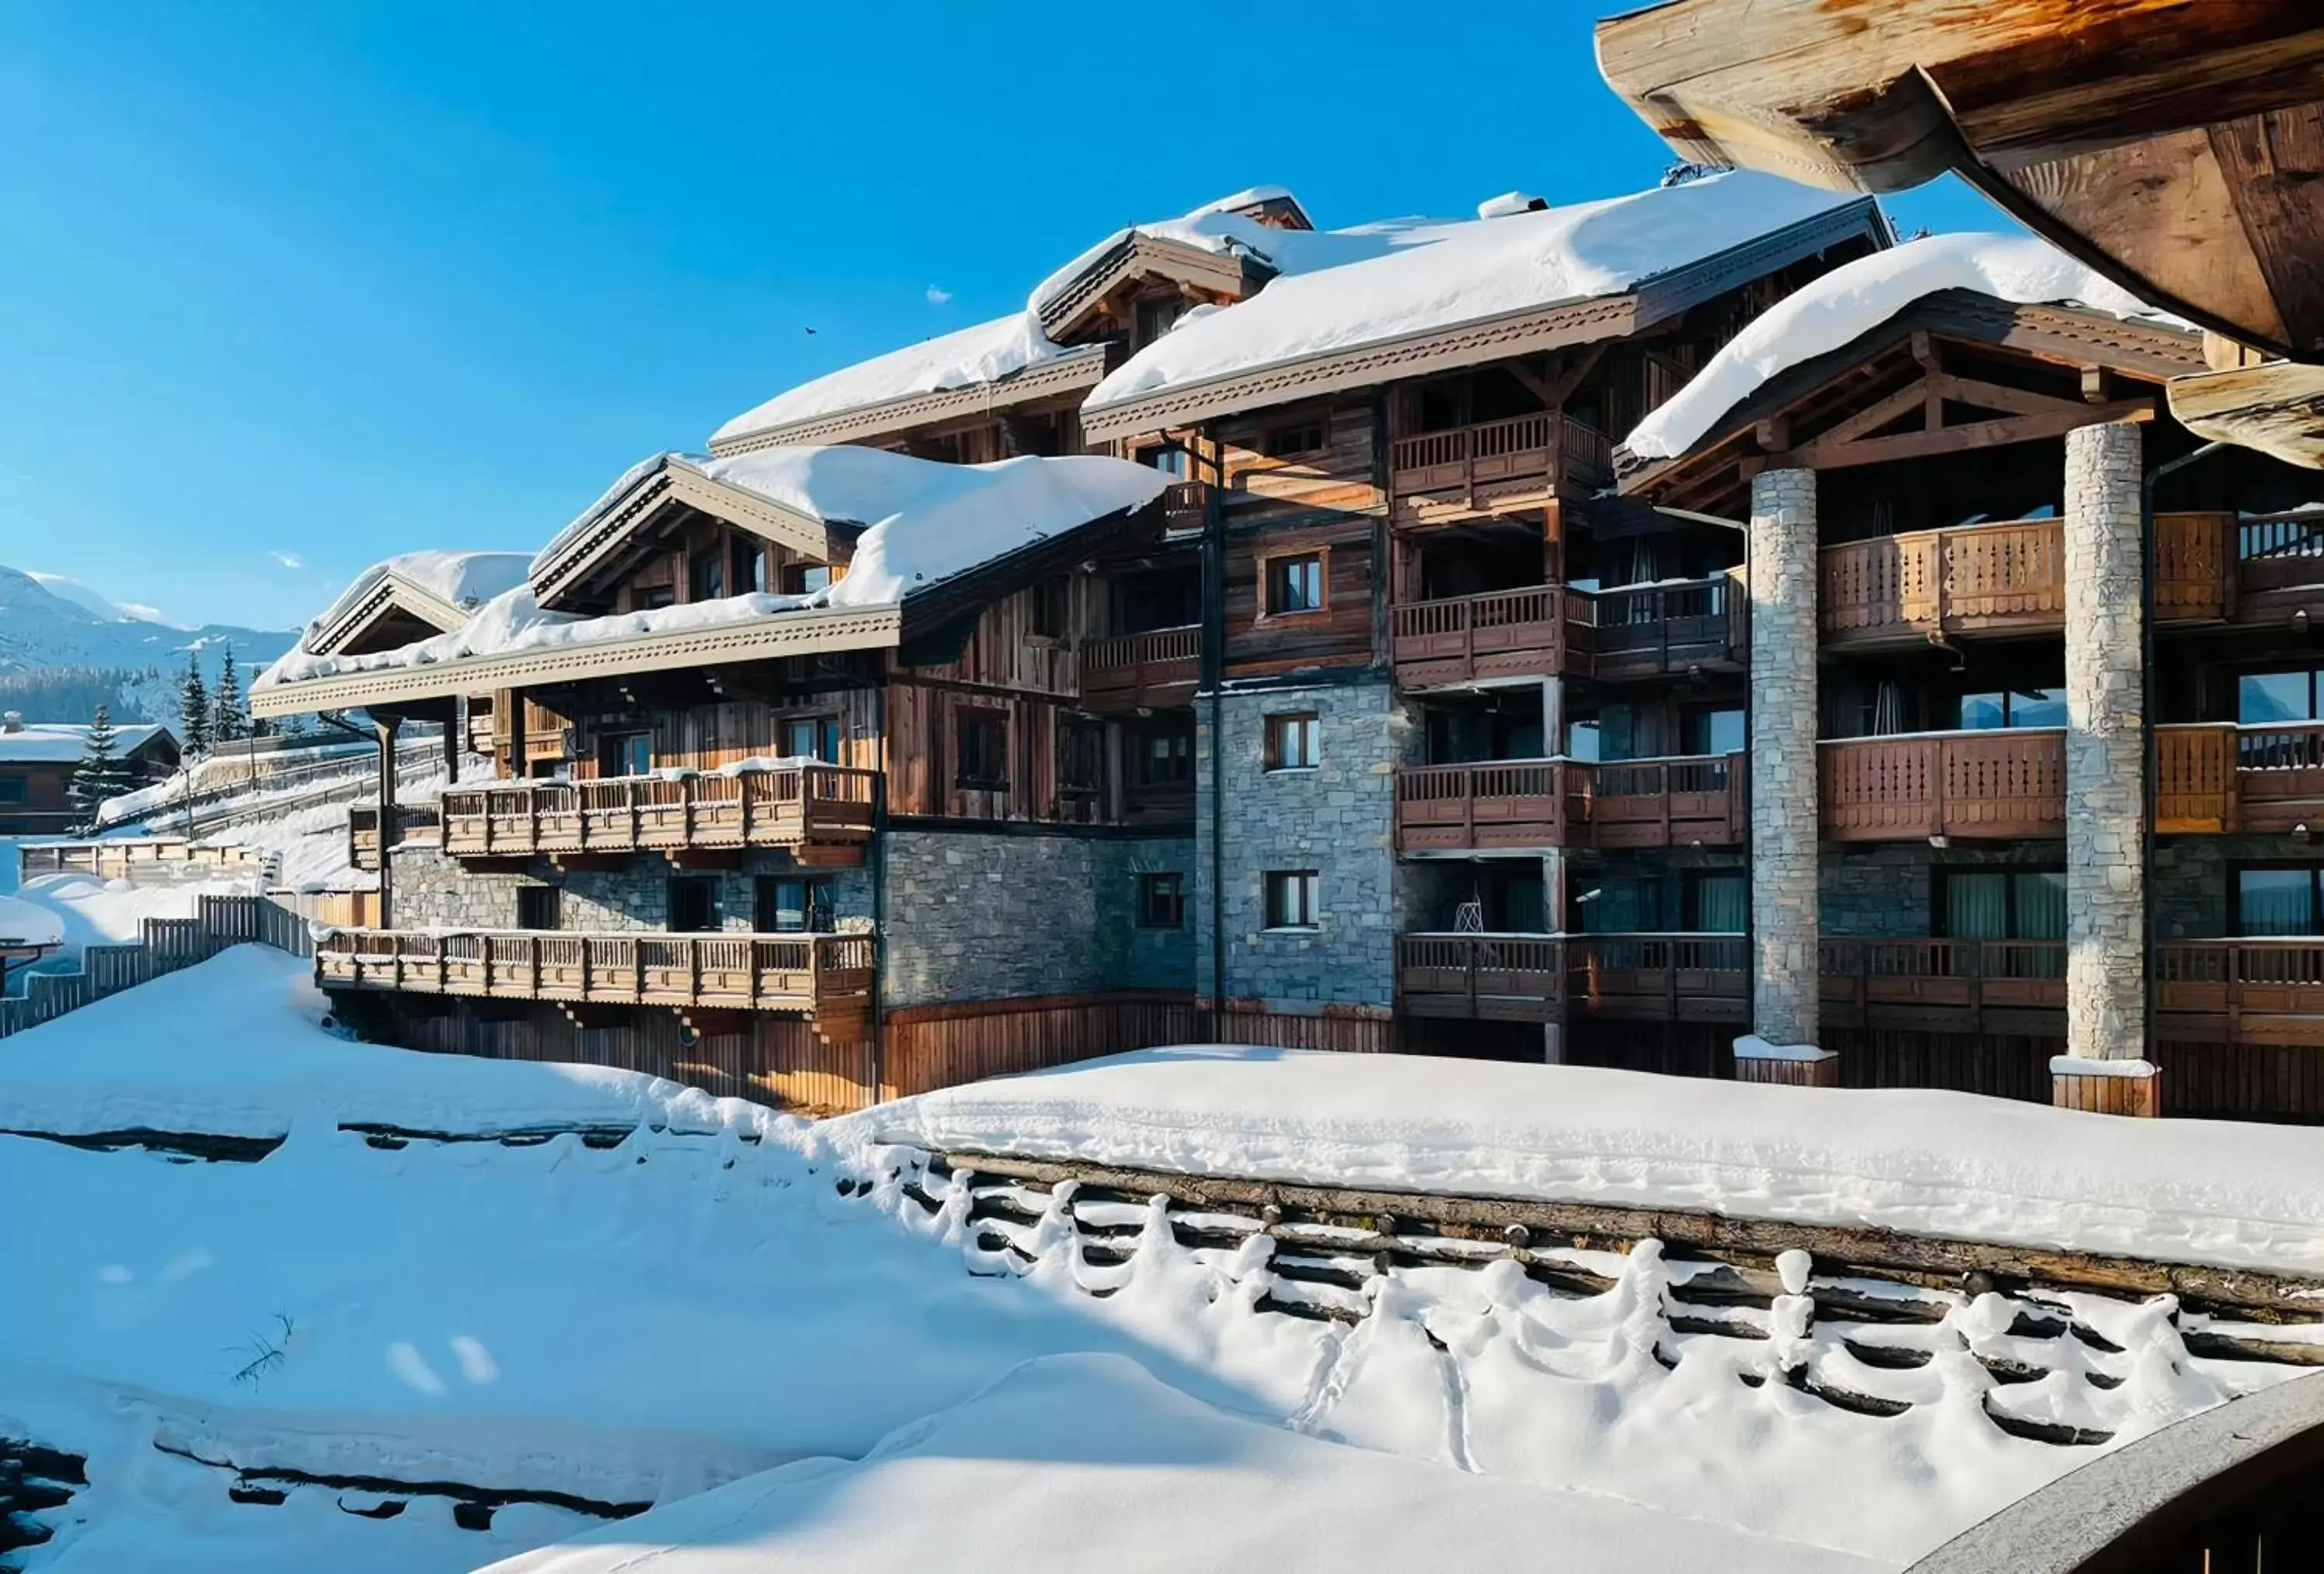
left=705, top=342, right=1112, bottom=459
left=249, top=604, right=905, bottom=717
left=1078, top=200, right=1884, bottom=441
left=2168, top=359, right=2324, bottom=470
left=1038, top=234, right=1269, bottom=343
left=1620, top=292, right=2202, bottom=509
left=531, top=459, right=842, bottom=613
left=304, top=576, right=472, bottom=658
left=1594, top=0, right=2324, bottom=361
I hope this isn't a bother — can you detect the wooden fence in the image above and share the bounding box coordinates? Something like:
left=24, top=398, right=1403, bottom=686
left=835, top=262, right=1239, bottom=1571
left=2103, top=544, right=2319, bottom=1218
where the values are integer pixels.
left=18, top=839, right=276, bottom=885
left=0, top=893, right=313, bottom=1040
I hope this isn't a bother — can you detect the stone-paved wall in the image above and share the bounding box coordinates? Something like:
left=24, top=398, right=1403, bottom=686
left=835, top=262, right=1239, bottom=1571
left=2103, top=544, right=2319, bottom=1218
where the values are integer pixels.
left=388, top=846, right=871, bottom=933
left=2063, top=421, right=2146, bottom=1060
left=1748, top=466, right=1820, bottom=1044
left=1194, top=679, right=1415, bottom=1011
left=1821, top=842, right=2068, bottom=936
left=882, top=830, right=1193, bottom=1009
left=2153, top=836, right=2324, bottom=939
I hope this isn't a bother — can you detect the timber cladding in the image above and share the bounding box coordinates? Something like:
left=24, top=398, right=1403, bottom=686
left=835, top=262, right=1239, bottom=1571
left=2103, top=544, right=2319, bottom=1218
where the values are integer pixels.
left=1213, top=401, right=1385, bottom=679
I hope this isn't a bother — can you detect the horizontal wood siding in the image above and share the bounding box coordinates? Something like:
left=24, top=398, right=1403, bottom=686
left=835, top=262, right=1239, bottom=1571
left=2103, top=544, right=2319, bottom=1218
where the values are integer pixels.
left=882, top=991, right=1197, bottom=1099
left=564, top=689, right=884, bottom=778
left=883, top=679, right=1109, bottom=825
left=1215, top=402, right=1383, bottom=679
left=1211, top=1004, right=1396, bottom=1053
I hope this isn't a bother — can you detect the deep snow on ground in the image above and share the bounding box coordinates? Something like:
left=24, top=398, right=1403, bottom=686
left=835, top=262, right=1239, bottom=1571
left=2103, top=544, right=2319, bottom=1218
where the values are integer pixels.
left=0, top=950, right=2297, bottom=1569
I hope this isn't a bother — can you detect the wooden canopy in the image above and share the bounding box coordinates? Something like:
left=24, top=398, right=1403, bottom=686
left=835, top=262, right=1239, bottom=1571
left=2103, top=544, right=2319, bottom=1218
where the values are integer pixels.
left=530, top=458, right=847, bottom=614
left=1618, top=290, right=2204, bottom=515
left=1594, top=0, right=2324, bottom=363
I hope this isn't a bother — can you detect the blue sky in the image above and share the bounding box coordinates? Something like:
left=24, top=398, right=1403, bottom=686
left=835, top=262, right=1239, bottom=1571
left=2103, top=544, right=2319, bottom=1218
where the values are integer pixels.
left=0, top=1, right=2009, bottom=631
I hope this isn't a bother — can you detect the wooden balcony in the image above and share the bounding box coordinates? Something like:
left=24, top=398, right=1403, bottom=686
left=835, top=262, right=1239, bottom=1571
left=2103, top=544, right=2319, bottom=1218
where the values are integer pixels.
left=1821, top=514, right=2230, bottom=648
left=435, top=766, right=876, bottom=868
left=2157, top=941, right=2324, bottom=1046
left=1390, top=577, right=1742, bottom=689
left=316, top=928, right=875, bottom=1039
left=1389, top=413, right=1614, bottom=525
left=2157, top=723, right=2324, bottom=835
left=1160, top=479, right=1211, bottom=534
left=1569, top=933, right=1749, bottom=1024
left=349, top=805, right=441, bottom=873
left=1396, top=934, right=1568, bottom=1022
left=1819, top=730, right=2064, bottom=843
left=1819, top=939, right=2064, bottom=1035
left=1082, top=624, right=1200, bottom=713
left=1394, top=754, right=1745, bottom=854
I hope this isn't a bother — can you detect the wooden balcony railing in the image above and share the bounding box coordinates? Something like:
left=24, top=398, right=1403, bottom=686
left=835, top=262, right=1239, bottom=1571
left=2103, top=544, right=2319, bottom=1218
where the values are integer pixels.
left=2156, top=940, right=2324, bottom=1045
left=1396, top=933, right=1568, bottom=1022
left=1390, top=412, right=1614, bottom=517
left=316, top=927, right=875, bottom=1023
left=1569, top=933, right=1750, bottom=1023
left=1082, top=624, right=1201, bottom=712
left=1394, top=754, right=1744, bottom=853
left=1573, top=576, right=1745, bottom=679
left=435, top=766, right=876, bottom=867
left=1160, top=479, right=1210, bottom=534
left=1818, top=938, right=2065, bottom=1033
left=348, top=804, right=442, bottom=872
left=1390, top=584, right=1573, bottom=687
left=2155, top=722, right=2324, bottom=835
left=1819, top=730, right=2065, bottom=842
left=1389, top=577, right=1744, bottom=687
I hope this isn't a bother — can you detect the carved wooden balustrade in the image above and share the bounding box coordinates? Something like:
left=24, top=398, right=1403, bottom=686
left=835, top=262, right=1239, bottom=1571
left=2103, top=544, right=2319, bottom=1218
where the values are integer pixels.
left=1081, top=624, right=1201, bottom=713
left=1390, top=584, right=1575, bottom=688
left=1394, top=754, right=1745, bottom=853
left=1389, top=412, right=1614, bottom=521
left=433, top=767, right=876, bottom=868
left=2156, top=723, right=2324, bottom=835
left=1160, top=479, right=1210, bottom=534
left=1819, top=730, right=2065, bottom=842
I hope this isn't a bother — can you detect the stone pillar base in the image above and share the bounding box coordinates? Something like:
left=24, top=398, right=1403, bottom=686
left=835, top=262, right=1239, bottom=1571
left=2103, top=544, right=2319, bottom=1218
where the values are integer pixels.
left=1734, top=1038, right=1839, bottom=1088
left=2051, top=1057, right=2161, bottom=1117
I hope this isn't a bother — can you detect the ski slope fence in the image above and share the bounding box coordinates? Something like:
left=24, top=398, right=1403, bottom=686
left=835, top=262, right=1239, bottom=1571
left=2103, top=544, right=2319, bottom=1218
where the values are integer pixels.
left=0, top=893, right=312, bottom=1040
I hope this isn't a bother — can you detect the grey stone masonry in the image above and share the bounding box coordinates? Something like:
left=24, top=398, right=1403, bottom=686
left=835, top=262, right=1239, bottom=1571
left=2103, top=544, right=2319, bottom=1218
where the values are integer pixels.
left=388, top=845, right=871, bottom=936
left=1195, top=680, right=1415, bottom=1012
left=2064, top=421, right=2146, bottom=1063
left=1749, top=467, right=1820, bottom=1047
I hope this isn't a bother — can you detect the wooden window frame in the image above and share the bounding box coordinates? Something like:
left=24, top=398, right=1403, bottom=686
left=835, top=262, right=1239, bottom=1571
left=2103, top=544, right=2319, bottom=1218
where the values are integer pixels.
left=779, top=713, right=844, bottom=765
left=1257, top=546, right=1329, bottom=623
left=1263, top=869, right=1321, bottom=930
left=1263, top=711, right=1320, bottom=772
left=755, top=875, right=831, bottom=934
left=517, top=884, right=562, bottom=933
left=1932, top=864, right=2068, bottom=940
left=688, top=547, right=727, bottom=603
left=1137, top=871, right=1186, bottom=929
left=2231, top=862, right=2324, bottom=937
left=780, top=562, right=834, bottom=597
left=667, top=875, right=723, bottom=934
left=1262, top=418, right=1328, bottom=459
left=1136, top=721, right=1195, bottom=785
left=954, top=706, right=1010, bottom=792
left=596, top=729, right=653, bottom=779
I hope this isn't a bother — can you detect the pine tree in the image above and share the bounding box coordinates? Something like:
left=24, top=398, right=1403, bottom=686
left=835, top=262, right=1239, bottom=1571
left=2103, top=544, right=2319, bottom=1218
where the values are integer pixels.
left=212, top=649, right=246, bottom=743
left=67, top=704, right=131, bottom=832
left=178, top=658, right=212, bottom=756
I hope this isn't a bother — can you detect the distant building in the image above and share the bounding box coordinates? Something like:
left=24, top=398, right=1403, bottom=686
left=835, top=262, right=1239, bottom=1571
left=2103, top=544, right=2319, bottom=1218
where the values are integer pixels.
left=0, top=713, right=180, bottom=835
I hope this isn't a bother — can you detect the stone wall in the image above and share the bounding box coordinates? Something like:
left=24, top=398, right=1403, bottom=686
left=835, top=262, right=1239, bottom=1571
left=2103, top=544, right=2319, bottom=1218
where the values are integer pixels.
left=1821, top=842, right=2067, bottom=938
left=2153, top=835, right=2324, bottom=939
left=388, top=846, right=871, bottom=933
left=2062, top=421, right=2146, bottom=1060
left=1748, top=466, right=1820, bottom=1044
left=1195, top=679, right=1415, bottom=1011
left=882, top=830, right=1194, bottom=1009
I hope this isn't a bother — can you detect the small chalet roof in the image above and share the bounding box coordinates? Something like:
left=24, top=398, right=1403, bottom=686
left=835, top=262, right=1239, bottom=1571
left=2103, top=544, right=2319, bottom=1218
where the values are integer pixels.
left=252, top=447, right=1167, bottom=715
left=1625, top=233, right=2191, bottom=465
left=301, top=551, right=534, bottom=658
left=0, top=720, right=170, bottom=764
left=1078, top=172, right=1886, bottom=438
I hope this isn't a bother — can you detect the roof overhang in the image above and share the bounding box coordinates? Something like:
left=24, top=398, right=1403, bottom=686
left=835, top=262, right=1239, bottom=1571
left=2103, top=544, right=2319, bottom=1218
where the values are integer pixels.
left=531, top=458, right=844, bottom=611
left=306, top=575, right=473, bottom=658
left=1595, top=0, right=2324, bottom=362
left=1078, top=199, right=1885, bottom=439
left=1038, top=234, right=1271, bottom=342
left=249, top=603, right=904, bottom=717
left=2169, top=359, right=2324, bottom=470
left=706, top=342, right=1112, bottom=459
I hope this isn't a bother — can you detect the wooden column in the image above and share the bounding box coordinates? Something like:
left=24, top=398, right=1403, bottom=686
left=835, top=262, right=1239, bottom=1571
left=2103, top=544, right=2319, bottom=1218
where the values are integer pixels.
left=376, top=716, right=400, bottom=930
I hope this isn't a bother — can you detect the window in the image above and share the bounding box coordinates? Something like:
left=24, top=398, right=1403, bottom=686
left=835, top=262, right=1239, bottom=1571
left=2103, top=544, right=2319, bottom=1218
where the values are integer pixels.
left=1263, top=552, right=1324, bottom=617
left=781, top=562, right=834, bottom=596
left=1264, top=712, right=1318, bottom=771
left=2237, top=867, right=2324, bottom=936
left=517, top=885, right=562, bottom=931
left=955, top=708, right=1009, bottom=790
left=755, top=877, right=829, bottom=933
left=635, top=584, right=677, bottom=611
left=1683, top=871, right=1747, bottom=933
left=1682, top=706, right=1745, bottom=757
left=1134, top=297, right=1184, bottom=346
left=1028, top=576, right=1068, bottom=639
left=689, top=549, right=725, bottom=603
left=668, top=876, right=721, bottom=933
left=0, top=775, right=24, bottom=802
left=1263, top=421, right=1326, bottom=458
left=1936, top=868, right=2068, bottom=940
left=781, top=717, right=841, bottom=765
left=597, top=730, right=652, bottom=778
left=1139, top=872, right=1186, bottom=928
left=2240, top=668, right=2324, bottom=723
left=1137, top=443, right=1190, bottom=479
left=1138, top=723, right=1193, bottom=785
left=1059, top=716, right=1105, bottom=796
left=731, top=538, right=768, bottom=596
left=1960, top=689, right=2068, bottom=730
left=1263, top=870, right=1320, bottom=930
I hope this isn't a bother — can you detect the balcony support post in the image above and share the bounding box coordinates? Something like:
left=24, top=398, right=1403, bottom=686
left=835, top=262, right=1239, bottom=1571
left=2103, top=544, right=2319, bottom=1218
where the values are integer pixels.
left=1542, top=851, right=1567, bottom=1065
left=2058, top=420, right=2157, bottom=1114
left=1745, top=467, right=1824, bottom=1071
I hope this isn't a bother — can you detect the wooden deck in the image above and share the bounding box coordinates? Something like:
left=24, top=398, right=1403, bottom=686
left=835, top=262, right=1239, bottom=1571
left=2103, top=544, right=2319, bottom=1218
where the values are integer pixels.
left=1397, top=934, right=2324, bottom=1046
left=1389, top=413, right=1613, bottom=525
left=1081, top=624, right=1200, bottom=713
left=1390, top=576, right=1742, bottom=689
left=1820, top=730, right=2065, bottom=842
left=1394, top=754, right=1745, bottom=853
left=316, top=927, right=875, bottom=1039
left=432, top=766, right=876, bottom=868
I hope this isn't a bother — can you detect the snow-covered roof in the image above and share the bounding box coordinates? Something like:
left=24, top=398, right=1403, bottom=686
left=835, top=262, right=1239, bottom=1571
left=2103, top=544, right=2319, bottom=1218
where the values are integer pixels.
left=303, top=551, right=535, bottom=655
left=1624, top=232, right=2197, bottom=463
left=1081, top=172, right=1873, bottom=426
left=261, top=447, right=1166, bottom=696
left=710, top=186, right=1342, bottom=452
left=0, top=721, right=169, bottom=765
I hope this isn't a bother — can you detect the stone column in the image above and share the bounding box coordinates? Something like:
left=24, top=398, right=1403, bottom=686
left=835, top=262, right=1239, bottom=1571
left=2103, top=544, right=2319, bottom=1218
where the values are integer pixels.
left=1745, top=468, right=1828, bottom=1078
left=2058, top=419, right=2157, bottom=1114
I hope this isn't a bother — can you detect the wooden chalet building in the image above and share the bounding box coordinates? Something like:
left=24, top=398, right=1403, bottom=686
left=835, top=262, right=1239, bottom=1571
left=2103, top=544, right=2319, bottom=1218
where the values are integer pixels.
left=0, top=713, right=178, bottom=837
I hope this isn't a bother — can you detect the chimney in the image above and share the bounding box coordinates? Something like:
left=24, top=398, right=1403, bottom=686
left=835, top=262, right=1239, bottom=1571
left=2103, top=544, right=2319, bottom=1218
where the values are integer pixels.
left=1, top=711, right=20, bottom=733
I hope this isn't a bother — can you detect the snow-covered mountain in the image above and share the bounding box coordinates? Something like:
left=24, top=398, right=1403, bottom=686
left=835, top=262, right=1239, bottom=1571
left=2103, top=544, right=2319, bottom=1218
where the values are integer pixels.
left=0, top=565, right=297, bottom=722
